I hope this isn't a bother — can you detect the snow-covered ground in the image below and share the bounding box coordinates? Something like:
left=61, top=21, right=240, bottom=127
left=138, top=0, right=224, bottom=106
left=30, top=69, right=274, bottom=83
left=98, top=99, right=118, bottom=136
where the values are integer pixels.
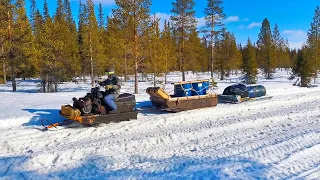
left=1, top=70, right=320, bottom=179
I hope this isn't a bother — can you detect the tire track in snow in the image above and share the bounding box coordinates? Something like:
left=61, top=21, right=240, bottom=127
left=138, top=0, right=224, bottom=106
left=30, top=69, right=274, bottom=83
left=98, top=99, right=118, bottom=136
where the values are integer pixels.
left=2, top=90, right=320, bottom=178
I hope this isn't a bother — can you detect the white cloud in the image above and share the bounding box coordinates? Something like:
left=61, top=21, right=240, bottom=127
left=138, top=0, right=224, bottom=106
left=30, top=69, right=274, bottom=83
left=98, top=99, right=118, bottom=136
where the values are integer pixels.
left=93, top=0, right=115, bottom=5
left=248, top=22, right=261, bottom=29
left=196, top=17, right=206, bottom=28
left=282, top=30, right=307, bottom=40
left=154, top=12, right=171, bottom=30
left=72, top=0, right=115, bottom=5
left=155, top=12, right=171, bottom=21
left=154, top=13, right=206, bottom=29
left=282, top=29, right=307, bottom=49
left=225, top=16, right=240, bottom=23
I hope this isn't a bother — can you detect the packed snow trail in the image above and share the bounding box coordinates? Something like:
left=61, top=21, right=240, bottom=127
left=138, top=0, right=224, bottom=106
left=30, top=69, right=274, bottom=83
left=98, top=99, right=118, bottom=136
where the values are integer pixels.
left=1, top=83, right=320, bottom=179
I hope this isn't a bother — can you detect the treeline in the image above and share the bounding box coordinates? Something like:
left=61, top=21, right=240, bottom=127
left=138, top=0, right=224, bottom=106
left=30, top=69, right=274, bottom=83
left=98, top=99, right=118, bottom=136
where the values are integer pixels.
left=0, top=0, right=319, bottom=92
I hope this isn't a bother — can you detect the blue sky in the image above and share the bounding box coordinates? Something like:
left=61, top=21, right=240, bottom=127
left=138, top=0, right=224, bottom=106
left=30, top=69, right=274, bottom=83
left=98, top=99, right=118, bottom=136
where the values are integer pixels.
left=25, top=0, right=319, bottom=49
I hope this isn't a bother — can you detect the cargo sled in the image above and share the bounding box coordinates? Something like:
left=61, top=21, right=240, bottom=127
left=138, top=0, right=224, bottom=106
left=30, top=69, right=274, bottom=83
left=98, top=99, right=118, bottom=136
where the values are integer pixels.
left=147, top=80, right=218, bottom=112
left=42, top=85, right=137, bottom=130
left=218, top=84, right=271, bottom=103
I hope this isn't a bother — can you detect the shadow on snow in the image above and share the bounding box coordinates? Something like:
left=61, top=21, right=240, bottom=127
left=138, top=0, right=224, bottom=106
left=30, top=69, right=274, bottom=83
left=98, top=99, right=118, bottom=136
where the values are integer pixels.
left=0, top=154, right=271, bottom=180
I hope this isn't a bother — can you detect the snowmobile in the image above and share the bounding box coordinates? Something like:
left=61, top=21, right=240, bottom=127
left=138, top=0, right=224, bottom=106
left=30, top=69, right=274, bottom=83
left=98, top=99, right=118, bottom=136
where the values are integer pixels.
left=42, top=83, right=137, bottom=130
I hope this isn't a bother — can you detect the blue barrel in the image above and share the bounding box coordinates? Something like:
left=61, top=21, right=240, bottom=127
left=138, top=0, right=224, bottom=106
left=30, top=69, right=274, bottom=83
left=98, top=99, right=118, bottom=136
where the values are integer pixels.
left=247, top=85, right=266, bottom=98
left=192, top=82, right=204, bottom=96
left=202, top=81, right=210, bottom=95
left=174, top=83, right=192, bottom=97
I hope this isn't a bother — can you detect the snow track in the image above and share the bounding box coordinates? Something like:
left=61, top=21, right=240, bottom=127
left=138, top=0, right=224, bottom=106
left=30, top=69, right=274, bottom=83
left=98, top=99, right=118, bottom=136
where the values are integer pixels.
left=1, top=80, right=320, bottom=179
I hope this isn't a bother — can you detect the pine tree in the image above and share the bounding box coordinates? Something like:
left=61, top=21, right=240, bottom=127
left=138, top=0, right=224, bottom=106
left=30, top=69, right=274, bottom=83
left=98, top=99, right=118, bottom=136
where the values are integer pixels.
left=78, top=0, right=87, bottom=81
left=8, top=0, right=35, bottom=90
left=38, top=0, right=55, bottom=92
left=290, top=49, right=297, bottom=68
left=292, top=47, right=313, bottom=87
left=204, top=0, right=225, bottom=80
left=86, top=0, right=105, bottom=87
left=214, top=29, right=240, bottom=80
left=105, top=16, right=131, bottom=82
left=52, top=0, right=79, bottom=86
left=170, top=0, right=197, bottom=81
left=147, top=14, right=164, bottom=87
left=241, top=38, right=258, bottom=84
left=227, top=33, right=242, bottom=74
left=113, top=0, right=152, bottom=93
left=307, top=6, right=320, bottom=81
left=161, top=20, right=177, bottom=84
left=0, top=0, right=13, bottom=84
left=184, top=29, right=208, bottom=73
left=280, top=39, right=291, bottom=71
left=257, top=18, right=276, bottom=79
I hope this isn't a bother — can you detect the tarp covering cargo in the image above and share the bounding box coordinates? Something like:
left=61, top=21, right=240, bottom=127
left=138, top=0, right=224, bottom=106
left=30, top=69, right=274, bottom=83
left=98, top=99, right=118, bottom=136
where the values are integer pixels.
left=219, top=84, right=268, bottom=103
left=222, top=84, right=266, bottom=98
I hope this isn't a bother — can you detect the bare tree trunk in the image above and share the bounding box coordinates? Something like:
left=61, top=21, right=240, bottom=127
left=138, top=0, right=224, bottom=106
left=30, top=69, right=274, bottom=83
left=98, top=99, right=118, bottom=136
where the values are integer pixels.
left=1, top=45, right=6, bottom=84
left=8, top=11, right=16, bottom=91
left=133, top=0, right=138, bottom=94
left=10, top=56, right=16, bottom=91
left=165, top=50, right=168, bottom=85
left=124, top=53, right=127, bottom=82
left=181, top=28, right=185, bottom=81
left=2, top=59, right=6, bottom=84
left=89, top=31, right=94, bottom=87
left=210, top=16, right=215, bottom=81
left=315, top=30, right=318, bottom=83
left=154, top=67, right=156, bottom=87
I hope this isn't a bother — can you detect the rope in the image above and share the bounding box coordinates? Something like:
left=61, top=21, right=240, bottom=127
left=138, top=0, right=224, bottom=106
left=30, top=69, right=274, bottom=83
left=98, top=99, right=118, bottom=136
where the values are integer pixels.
left=177, top=83, right=210, bottom=96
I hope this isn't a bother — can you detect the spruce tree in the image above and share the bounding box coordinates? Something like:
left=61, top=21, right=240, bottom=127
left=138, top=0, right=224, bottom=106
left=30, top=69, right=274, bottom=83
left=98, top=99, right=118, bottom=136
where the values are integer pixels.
left=170, top=0, right=197, bottom=81
left=78, top=0, right=88, bottom=81
left=43, top=0, right=50, bottom=20
left=273, top=23, right=282, bottom=68
left=241, top=38, right=258, bottom=84
left=292, top=47, right=313, bottom=87
left=307, top=6, right=320, bottom=81
left=98, top=2, right=104, bottom=29
left=257, top=18, right=276, bottom=79
left=38, top=0, right=56, bottom=92
left=204, top=0, right=225, bottom=80
left=29, top=0, right=37, bottom=32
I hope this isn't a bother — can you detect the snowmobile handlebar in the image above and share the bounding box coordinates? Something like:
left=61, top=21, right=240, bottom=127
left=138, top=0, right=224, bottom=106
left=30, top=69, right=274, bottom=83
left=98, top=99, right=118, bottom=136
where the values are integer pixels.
left=97, top=79, right=112, bottom=87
